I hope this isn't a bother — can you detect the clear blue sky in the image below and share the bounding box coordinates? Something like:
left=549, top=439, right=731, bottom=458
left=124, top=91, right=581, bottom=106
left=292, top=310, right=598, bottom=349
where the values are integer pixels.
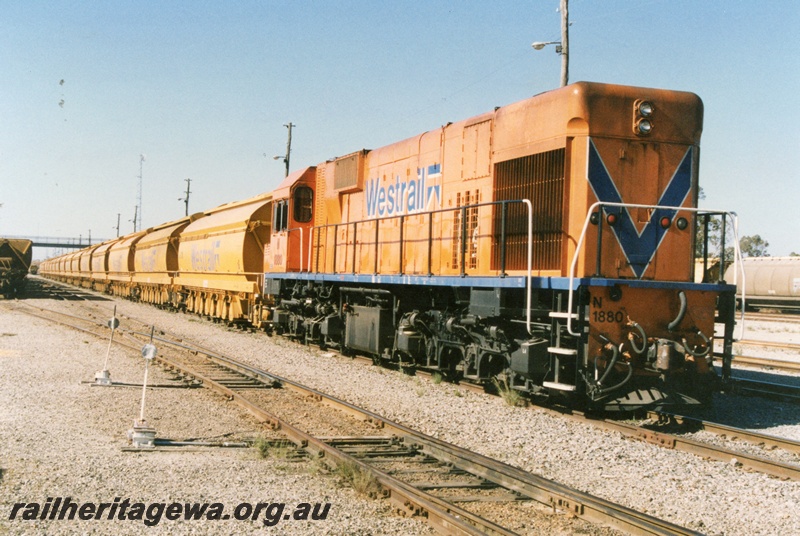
left=2, top=0, right=798, bottom=259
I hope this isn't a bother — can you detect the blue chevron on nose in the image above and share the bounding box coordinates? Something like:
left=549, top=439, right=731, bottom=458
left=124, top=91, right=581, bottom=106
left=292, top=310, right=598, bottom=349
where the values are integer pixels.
left=587, top=140, right=694, bottom=278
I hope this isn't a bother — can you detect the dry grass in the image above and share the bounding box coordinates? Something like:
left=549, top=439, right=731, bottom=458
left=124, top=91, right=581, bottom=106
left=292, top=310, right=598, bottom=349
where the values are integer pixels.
left=253, top=437, right=297, bottom=460
left=493, top=378, right=525, bottom=407
left=335, top=460, right=380, bottom=497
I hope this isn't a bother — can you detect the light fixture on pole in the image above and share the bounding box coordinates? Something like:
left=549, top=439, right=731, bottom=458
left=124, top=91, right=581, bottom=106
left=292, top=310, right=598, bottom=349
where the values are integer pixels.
left=532, top=41, right=561, bottom=51
left=273, top=122, right=294, bottom=178
left=531, top=0, right=569, bottom=87
left=130, top=206, right=138, bottom=233
left=178, top=178, right=192, bottom=217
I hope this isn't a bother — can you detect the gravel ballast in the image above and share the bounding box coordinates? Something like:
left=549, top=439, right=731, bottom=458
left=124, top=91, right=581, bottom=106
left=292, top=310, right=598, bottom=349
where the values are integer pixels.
left=4, top=289, right=800, bottom=535
left=0, top=303, right=433, bottom=535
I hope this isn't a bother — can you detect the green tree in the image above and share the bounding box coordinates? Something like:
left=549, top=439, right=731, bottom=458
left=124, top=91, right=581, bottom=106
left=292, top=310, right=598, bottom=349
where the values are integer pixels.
left=693, top=188, right=770, bottom=260
left=738, top=235, right=770, bottom=257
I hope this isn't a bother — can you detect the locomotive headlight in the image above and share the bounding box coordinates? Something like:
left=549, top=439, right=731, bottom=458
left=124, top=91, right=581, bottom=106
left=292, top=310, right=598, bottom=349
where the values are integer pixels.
left=633, top=99, right=655, bottom=136
left=637, top=100, right=654, bottom=117
left=676, top=217, right=689, bottom=230
left=635, top=118, right=653, bottom=135
left=590, top=212, right=600, bottom=225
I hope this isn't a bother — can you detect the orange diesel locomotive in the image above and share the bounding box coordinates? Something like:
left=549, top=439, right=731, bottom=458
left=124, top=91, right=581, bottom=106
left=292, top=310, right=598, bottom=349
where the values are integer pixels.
left=263, top=82, right=739, bottom=410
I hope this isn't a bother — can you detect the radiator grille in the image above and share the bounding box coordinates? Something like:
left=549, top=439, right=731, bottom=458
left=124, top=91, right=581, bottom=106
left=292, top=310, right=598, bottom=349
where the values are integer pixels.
left=493, top=149, right=565, bottom=271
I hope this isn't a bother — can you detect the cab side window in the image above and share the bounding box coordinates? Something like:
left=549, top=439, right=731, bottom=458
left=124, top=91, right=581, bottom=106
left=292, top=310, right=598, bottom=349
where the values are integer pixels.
left=273, top=199, right=289, bottom=232
left=293, top=186, right=313, bottom=223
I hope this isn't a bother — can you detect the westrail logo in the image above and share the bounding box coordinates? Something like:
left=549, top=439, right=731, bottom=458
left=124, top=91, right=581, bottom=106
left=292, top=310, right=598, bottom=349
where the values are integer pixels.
left=140, top=248, right=158, bottom=272
left=365, top=164, right=442, bottom=218
left=191, top=241, right=221, bottom=271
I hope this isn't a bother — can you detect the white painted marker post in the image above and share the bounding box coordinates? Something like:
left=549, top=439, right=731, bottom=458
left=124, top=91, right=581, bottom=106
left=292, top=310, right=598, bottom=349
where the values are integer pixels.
left=128, top=326, right=158, bottom=448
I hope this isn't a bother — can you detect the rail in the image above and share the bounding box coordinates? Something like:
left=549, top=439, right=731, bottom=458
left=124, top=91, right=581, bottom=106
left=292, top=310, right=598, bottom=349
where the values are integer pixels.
left=567, top=203, right=744, bottom=338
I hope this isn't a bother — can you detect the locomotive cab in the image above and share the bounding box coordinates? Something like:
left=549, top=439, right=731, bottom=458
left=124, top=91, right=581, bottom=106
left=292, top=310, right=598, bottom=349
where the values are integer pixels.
left=265, top=167, right=317, bottom=273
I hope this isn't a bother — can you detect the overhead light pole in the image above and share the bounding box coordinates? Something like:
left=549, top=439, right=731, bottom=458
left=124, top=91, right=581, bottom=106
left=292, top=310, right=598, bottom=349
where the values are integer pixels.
left=178, top=178, right=192, bottom=216
left=532, top=0, right=569, bottom=87
left=130, top=206, right=138, bottom=233
left=273, top=122, right=294, bottom=177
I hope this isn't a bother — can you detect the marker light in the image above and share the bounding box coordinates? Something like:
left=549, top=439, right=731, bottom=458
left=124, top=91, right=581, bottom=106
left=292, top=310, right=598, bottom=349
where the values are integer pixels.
left=606, top=213, right=618, bottom=226
left=590, top=212, right=600, bottom=225
left=660, top=216, right=671, bottom=229
left=676, top=217, right=689, bottom=230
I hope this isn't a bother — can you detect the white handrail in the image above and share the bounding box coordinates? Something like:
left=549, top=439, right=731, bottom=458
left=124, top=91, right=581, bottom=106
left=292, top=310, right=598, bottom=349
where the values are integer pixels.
left=307, top=226, right=314, bottom=273
left=523, top=199, right=534, bottom=335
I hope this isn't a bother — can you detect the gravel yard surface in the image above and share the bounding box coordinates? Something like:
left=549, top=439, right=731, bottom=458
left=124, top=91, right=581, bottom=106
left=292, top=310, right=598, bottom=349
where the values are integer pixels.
left=4, top=291, right=800, bottom=535
left=0, top=302, right=433, bottom=535
left=725, top=318, right=800, bottom=363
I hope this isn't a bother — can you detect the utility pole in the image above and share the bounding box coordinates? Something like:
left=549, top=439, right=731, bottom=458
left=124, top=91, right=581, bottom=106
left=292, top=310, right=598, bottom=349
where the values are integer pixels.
left=179, top=178, right=192, bottom=216
left=559, top=0, right=569, bottom=87
left=115, top=213, right=120, bottom=237
left=274, top=122, right=294, bottom=177
left=131, top=206, right=138, bottom=233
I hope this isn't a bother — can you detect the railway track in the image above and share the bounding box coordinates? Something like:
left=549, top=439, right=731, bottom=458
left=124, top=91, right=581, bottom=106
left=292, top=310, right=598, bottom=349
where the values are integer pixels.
left=13, top=288, right=800, bottom=479
left=729, top=376, right=800, bottom=403
left=9, top=298, right=703, bottom=536
left=709, top=353, right=800, bottom=403
left=744, top=312, right=800, bottom=324
left=9, top=283, right=800, bottom=531
left=494, top=401, right=800, bottom=482
left=413, top=368, right=800, bottom=480
left=645, top=410, right=800, bottom=456
left=724, top=354, right=800, bottom=373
